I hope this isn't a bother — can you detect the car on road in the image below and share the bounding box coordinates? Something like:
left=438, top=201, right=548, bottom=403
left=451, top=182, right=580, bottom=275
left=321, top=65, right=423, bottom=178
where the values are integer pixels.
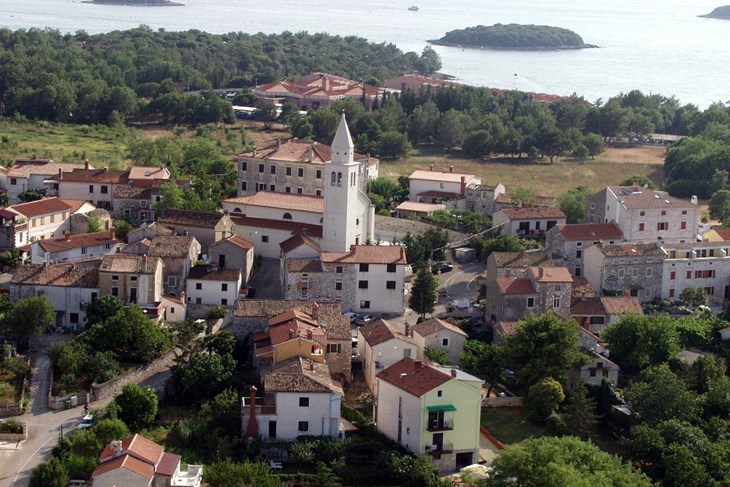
left=431, top=262, right=454, bottom=274
left=358, top=314, right=376, bottom=325
left=343, top=312, right=361, bottom=323
left=78, top=414, right=94, bottom=429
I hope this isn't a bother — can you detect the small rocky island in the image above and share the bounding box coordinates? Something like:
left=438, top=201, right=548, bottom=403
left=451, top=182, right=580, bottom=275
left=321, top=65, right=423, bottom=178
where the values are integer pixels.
left=429, top=24, right=597, bottom=50
left=700, top=6, right=730, bottom=19
left=86, top=0, right=183, bottom=5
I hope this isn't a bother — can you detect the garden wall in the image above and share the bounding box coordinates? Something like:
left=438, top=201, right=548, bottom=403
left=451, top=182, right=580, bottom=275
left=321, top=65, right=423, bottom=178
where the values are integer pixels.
left=0, top=360, right=29, bottom=418
left=482, top=396, right=524, bottom=407
left=0, top=422, right=28, bottom=441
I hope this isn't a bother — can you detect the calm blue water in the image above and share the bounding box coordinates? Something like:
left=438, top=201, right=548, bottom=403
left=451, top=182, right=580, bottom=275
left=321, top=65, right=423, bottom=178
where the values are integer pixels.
left=1, top=0, right=729, bottom=107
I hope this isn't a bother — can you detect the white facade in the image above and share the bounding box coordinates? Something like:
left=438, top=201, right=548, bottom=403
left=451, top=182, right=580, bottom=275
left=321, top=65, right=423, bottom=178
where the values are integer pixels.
left=358, top=331, right=418, bottom=394
left=351, top=262, right=406, bottom=314
left=11, top=282, right=99, bottom=331
left=30, top=240, right=121, bottom=265
left=408, top=169, right=479, bottom=206
left=246, top=391, right=341, bottom=440
left=661, top=242, right=730, bottom=302
left=322, top=114, right=374, bottom=252
left=185, top=270, right=242, bottom=307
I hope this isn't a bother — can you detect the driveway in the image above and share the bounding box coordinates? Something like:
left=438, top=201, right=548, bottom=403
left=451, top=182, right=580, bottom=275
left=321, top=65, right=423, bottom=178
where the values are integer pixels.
left=248, top=258, right=283, bottom=300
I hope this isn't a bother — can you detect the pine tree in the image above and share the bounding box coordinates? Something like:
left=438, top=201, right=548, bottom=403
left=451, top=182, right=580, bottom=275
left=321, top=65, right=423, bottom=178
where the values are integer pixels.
left=409, top=265, right=439, bottom=319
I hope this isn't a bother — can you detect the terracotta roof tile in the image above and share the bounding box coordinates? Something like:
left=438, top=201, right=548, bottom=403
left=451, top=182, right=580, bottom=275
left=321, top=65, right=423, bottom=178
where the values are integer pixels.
left=288, top=258, right=323, bottom=272
left=709, top=226, right=730, bottom=241
left=99, top=434, right=163, bottom=465
left=608, top=186, right=696, bottom=210
left=360, top=319, right=417, bottom=347
left=161, top=293, right=185, bottom=306
left=8, top=160, right=86, bottom=178
left=147, top=235, right=198, bottom=258
left=156, top=452, right=181, bottom=477
left=92, top=454, right=155, bottom=480
left=374, top=215, right=465, bottom=243
left=158, top=208, right=225, bottom=228
left=269, top=309, right=318, bottom=327
left=280, top=232, right=322, bottom=254
left=601, top=297, right=643, bottom=315
left=495, top=321, right=519, bottom=337
left=496, top=277, right=536, bottom=294
left=555, top=223, right=623, bottom=241
left=409, top=169, right=476, bottom=183
left=187, top=266, right=241, bottom=281
left=128, top=166, right=170, bottom=180
left=234, top=300, right=350, bottom=339
left=230, top=214, right=323, bottom=238
left=100, top=254, right=160, bottom=274
left=264, top=356, right=343, bottom=395
left=395, top=201, right=445, bottom=212
left=376, top=357, right=451, bottom=397
left=571, top=276, right=595, bottom=297
left=238, top=138, right=377, bottom=167
left=500, top=207, right=566, bottom=219
left=57, top=198, right=92, bottom=213
left=11, top=263, right=99, bottom=287
left=412, top=318, right=467, bottom=337
left=528, top=266, right=573, bottom=283
left=210, top=234, right=254, bottom=251
left=36, top=231, right=118, bottom=253
left=321, top=245, right=407, bottom=265
left=491, top=251, right=553, bottom=268
left=224, top=192, right=324, bottom=213
left=416, top=190, right=462, bottom=199
left=8, top=197, right=72, bottom=218
left=53, top=168, right=129, bottom=184
left=269, top=320, right=325, bottom=347
left=570, top=297, right=606, bottom=316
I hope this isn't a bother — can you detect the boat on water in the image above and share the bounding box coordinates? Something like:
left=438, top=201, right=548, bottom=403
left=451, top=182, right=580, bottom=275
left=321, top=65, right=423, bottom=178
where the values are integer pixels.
left=408, top=6, right=419, bottom=11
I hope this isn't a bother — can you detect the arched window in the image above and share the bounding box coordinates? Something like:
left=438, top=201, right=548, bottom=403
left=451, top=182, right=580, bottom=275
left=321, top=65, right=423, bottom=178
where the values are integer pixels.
left=283, top=212, right=292, bottom=220
left=337, top=172, right=342, bottom=187
left=330, top=172, right=336, bottom=186
left=233, top=207, right=242, bottom=213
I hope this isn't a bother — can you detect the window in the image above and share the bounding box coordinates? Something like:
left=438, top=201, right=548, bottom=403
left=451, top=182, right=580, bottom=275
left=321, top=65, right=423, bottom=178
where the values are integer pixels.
left=297, top=188, right=303, bottom=194
left=387, top=264, right=396, bottom=273
left=221, top=298, right=228, bottom=306
left=335, top=281, right=343, bottom=291
left=81, top=246, right=87, bottom=255
left=360, top=300, right=370, bottom=309
left=576, top=250, right=582, bottom=259
left=682, top=210, right=688, bottom=215
left=646, top=268, right=653, bottom=277
left=101, top=185, right=108, bottom=194
left=552, top=298, right=561, bottom=308
left=298, top=396, right=310, bottom=407
left=618, top=269, right=625, bottom=278
left=575, top=267, right=582, bottom=277
left=336, top=266, right=343, bottom=274
left=358, top=280, right=368, bottom=289
left=241, top=181, right=247, bottom=191
left=437, top=390, right=443, bottom=397
left=661, top=210, right=666, bottom=216
left=670, top=271, right=676, bottom=280
left=89, top=185, right=94, bottom=193
left=50, top=214, right=55, bottom=223
left=298, top=168, right=304, bottom=178
left=527, top=297, right=535, bottom=308
left=270, top=165, right=276, bottom=174
left=640, top=211, right=645, bottom=216
left=298, top=421, right=309, bottom=432
left=301, top=279, right=309, bottom=296
left=111, top=275, right=119, bottom=281
left=9, top=178, right=16, bottom=185
left=386, top=281, right=396, bottom=289
left=639, top=223, right=645, bottom=232
left=441, top=338, right=449, bottom=347
left=337, top=172, right=342, bottom=187
left=256, top=182, right=266, bottom=191
left=360, top=264, right=369, bottom=272
left=222, top=283, right=228, bottom=291
left=286, top=167, right=292, bottom=176
left=657, top=222, right=668, bottom=231
left=70, top=313, right=79, bottom=323
left=687, top=270, right=692, bottom=279
left=316, top=169, right=322, bottom=179
left=681, top=221, right=687, bottom=230
left=315, top=189, right=322, bottom=196
left=268, top=184, right=275, bottom=192
left=669, top=288, right=675, bottom=298
left=632, top=268, right=639, bottom=278
left=111, top=287, right=119, bottom=297
left=258, top=164, right=265, bottom=173
left=170, top=307, right=175, bottom=314
left=196, top=297, right=202, bottom=304
left=261, top=236, right=269, bottom=243
left=168, top=276, right=177, bottom=288
left=327, top=344, right=342, bottom=353
left=240, top=161, right=247, bottom=171
left=283, top=212, right=292, bottom=220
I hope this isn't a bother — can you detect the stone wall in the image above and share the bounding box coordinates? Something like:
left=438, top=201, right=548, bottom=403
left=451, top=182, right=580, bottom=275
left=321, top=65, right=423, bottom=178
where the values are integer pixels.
left=482, top=396, right=524, bottom=407
left=0, top=422, right=28, bottom=441
left=91, top=348, right=178, bottom=401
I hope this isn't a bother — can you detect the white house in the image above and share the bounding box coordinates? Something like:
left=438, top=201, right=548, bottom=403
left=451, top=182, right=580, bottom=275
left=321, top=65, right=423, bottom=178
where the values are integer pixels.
left=185, top=267, right=242, bottom=307
left=408, top=166, right=481, bottom=209
left=3, top=197, right=95, bottom=248
left=357, top=319, right=419, bottom=395
left=241, top=357, right=343, bottom=441
left=660, top=241, right=730, bottom=303
left=30, top=229, right=121, bottom=264
left=413, top=318, right=468, bottom=365
left=6, top=158, right=88, bottom=203
left=376, top=358, right=483, bottom=473
left=11, top=263, right=99, bottom=331
left=161, top=293, right=187, bottom=323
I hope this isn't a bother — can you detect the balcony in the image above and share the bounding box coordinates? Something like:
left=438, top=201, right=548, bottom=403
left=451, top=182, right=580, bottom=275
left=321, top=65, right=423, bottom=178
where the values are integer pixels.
left=427, top=420, right=454, bottom=432
left=425, top=443, right=454, bottom=455
left=242, top=394, right=277, bottom=415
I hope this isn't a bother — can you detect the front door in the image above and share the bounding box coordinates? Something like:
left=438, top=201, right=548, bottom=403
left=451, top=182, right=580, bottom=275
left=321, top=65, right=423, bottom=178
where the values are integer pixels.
left=432, top=432, right=444, bottom=451
left=130, top=287, right=137, bottom=304
left=268, top=420, right=277, bottom=439
left=219, top=254, right=226, bottom=268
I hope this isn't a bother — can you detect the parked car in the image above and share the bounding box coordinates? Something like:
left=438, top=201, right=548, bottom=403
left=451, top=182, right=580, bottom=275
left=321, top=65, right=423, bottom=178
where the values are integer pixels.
left=78, top=414, right=94, bottom=430
left=343, top=312, right=361, bottom=323
left=360, top=314, right=376, bottom=324
left=431, top=262, right=454, bottom=274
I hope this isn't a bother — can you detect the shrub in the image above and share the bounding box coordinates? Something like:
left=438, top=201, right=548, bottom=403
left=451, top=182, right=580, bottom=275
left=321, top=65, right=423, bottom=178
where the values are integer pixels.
left=0, top=418, right=23, bottom=434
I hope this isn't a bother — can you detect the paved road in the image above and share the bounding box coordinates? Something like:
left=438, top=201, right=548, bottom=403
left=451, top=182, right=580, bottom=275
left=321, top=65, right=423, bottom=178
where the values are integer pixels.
left=0, top=336, right=172, bottom=487
left=248, top=258, right=283, bottom=300
left=438, top=260, right=486, bottom=300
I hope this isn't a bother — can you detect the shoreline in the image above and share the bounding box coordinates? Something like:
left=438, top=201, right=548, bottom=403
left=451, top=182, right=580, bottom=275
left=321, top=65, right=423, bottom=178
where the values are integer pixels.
left=428, top=39, right=599, bottom=51
left=83, top=0, right=184, bottom=6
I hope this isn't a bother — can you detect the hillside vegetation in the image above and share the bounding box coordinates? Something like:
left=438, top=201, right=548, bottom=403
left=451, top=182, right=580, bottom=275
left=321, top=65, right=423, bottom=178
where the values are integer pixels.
left=430, top=23, right=594, bottom=50
left=700, top=5, right=730, bottom=19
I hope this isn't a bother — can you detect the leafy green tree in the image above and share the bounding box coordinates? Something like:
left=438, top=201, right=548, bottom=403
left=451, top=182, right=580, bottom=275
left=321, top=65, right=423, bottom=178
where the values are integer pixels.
left=661, top=444, right=713, bottom=487
left=408, top=100, right=440, bottom=143
left=254, top=101, right=278, bottom=130
left=377, top=452, right=444, bottom=487
left=416, top=46, right=442, bottom=75
left=487, top=436, right=653, bottom=487
left=582, top=132, right=606, bottom=158
left=29, top=457, right=70, bottom=487
left=462, top=129, right=495, bottom=158
left=424, top=347, right=450, bottom=365
left=556, top=186, right=590, bottom=224
left=620, top=175, right=656, bottom=189
left=680, top=287, right=708, bottom=308
left=114, top=383, right=158, bottom=430
left=402, top=228, right=449, bottom=266
left=459, top=340, right=503, bottom=396
left=409, top=265, right=439, bottom=319
left=500, top=314, right=585, bottom=387
left=437, top=109, right=472, bottom=151
left=17, top=189, right=44, bottom=202
left=475, top=234, right=537, bottom=261
left=173, top=352, right=236, bottom=401
left=309, top=108, right=340, bottom=143
left=625, top=365, right=700, bottom=426
left=2, top=295, right=55, bottom=349
left=93, top=418, right=130, bottom=445
left=378, top=131, right=411, bottom=159
left=571, top=144, right=590, bottom=161
left=511, top=186, right=536, bottom=206
left=709, top=189, right=730, bottom=224
left=603, top=314, right=680, bottom=373
left=525, top=377, right=565, bottom=425
left=84, top=295, right=124, bottom=328
left=203, top=460, right=278, bottom=487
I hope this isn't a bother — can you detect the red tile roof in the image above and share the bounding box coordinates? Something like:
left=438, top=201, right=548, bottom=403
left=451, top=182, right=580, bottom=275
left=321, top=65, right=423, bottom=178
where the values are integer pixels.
left=92, top=454, right=155, bottom=480
left=500, top=207, right=566, bottom=219
left=601, top=296, right=643, bottom=315
left=238, top=138, right=377, bottom=166
left=35, top=231, right=118, bottom=253
left=99, top=434, right=163, bottom=465
left=528, top=266, right=573, bottom=283
left=269, top=321, right=326, bottom=347
left=8, top=160, right=87, bottom=178
left=269, top=309, right=318, bottom=327
left=224, top=192, right=324, bottom=213
left=187, top=266, right=241, bottom=282
left=8, top=197, right=72, bottom=218
left=359, top=319, right=416, bottom=347
left=555, top=223, right=624, bottom=241
left=280, top=232, right=322, bottom=254
left=210, top=234, right=254, bottom=251
left=156, top=452, right=181, bottom=477
left=570, top=297, right=606, bottom=316
left=412, top=318, right=467, bottom=337
left=495, top=321, right=519, bottom=337
left=11, top=263, right=99, bottom=288
left=230, top=214, right=323, bottom=238
left=376, top=357, right=452, bottom=397
left=158, top=209, right=226, bottom=228
left=495, top=278, right=536, bottom=294
left=57, top=198, right=92, bottom=213
left=128, top=166, right=170, bottom=180
left=264, top=356, right=343, bottom=395
left=322, top=245, right=407, bottom=265
left=53, top=168, right=129, bottom=184
left=710, top=226, right=730, bottom=240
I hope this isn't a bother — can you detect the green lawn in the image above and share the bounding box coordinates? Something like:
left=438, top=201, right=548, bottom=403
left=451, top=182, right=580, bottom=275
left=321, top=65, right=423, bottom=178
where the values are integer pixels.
left=481, top=407, right=544, bottom=445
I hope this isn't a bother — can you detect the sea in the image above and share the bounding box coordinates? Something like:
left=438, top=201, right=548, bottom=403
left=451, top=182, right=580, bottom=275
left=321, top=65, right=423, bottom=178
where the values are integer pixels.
left=1, top=0, right=730, bottom=108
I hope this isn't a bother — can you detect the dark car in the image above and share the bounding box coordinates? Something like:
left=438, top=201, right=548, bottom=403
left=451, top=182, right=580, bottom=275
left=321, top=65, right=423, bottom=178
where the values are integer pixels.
left=431, top=262, right=454, bottom=274
left=242, top=286, right=256, bottom=298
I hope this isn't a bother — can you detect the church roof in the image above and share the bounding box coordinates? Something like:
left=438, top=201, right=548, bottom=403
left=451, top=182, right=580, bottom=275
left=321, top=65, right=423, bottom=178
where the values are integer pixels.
left=331, top=113, right=354, bottom=155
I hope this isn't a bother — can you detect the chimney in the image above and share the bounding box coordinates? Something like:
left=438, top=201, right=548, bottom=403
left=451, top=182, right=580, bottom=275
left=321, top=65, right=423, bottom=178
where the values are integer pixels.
left=405, top=323, right=410, bottom=337
left=179, top=291, right=185, bottom=302
left=58, top=168, right=63, bottom=180
left=276, top=138, right=281, bottom=151
left=449, top=165, right=454, bottom=173
left=84, top=159, right=90, bottom=170
left=460, top=176, right=466, bottom=198
left=323, top=76, right=330, bottom=92
left=245, top=385, right=259, bottom=438
left=302, top=227, right=308, bottom=236
left=308, top=146, right=314, bottom=161
left=113, top=440, right=122, bottom=457
left=429, top=164, right=434, bottom=171
left=414, top=360, right=423, bottom=370
left=288, top=329, right=294, bottom=338
left=450, top=368, right=457, bottom=378
left=252, top=146, right=257, bottom=157
left=311, top=301, right=319, bottom=320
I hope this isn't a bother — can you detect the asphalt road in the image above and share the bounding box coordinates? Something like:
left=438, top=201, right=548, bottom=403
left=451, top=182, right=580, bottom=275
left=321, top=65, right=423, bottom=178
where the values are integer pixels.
left=438, top=260, right=486, bottom=300
left=0, top=336, right=171, bottom=487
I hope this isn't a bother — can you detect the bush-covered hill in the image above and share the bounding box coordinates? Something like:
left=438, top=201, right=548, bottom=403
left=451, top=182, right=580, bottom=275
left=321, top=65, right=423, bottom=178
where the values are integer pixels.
left=429, top=23, right=595, bottom=50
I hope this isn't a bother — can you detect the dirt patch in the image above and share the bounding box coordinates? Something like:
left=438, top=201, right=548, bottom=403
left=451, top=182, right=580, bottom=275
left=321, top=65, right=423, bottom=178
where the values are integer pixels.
left=597, top=146, right=667, bottom=165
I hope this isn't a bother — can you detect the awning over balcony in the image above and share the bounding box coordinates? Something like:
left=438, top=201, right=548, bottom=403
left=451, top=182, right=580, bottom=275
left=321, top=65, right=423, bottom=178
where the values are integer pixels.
left=427, top=404, right=457, bottom=412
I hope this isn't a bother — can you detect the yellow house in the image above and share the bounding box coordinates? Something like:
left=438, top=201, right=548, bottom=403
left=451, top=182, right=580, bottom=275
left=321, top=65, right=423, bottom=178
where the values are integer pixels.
left=253, top=309, right=326, bottom=366
left=376, top=357, right=483, bottom=473
left=703, top=226, right=730, bottom=242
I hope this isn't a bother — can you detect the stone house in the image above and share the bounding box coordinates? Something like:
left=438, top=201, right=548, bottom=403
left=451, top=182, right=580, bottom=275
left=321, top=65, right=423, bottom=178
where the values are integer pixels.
left=69, top=208, right=113, bottom=234
left=145, top=235, right=201, bottom=295
left=570, top=296, right=643, bottom=335
left=464, top=183, right=506, bottom=216
left=236, top=138, right=378, bottom=198
left=98, top=253, right=164, bottom=305
left=583, top=242, right=665, bottom=303
left=545, top=223, right=624, bottom=277
left=584, top=186, right=698, bottom=243
left=486, top=250, right=553, bottom=280
left=358, top=319, right=419, bottom=395
left=413, top=318, right=468, bottom=365
left=126, top=222, right=173, bottom=244
left=208, top=235, right=255, bottom=285
left=492, top=207, right=566, bottom=239
left=157, top=209, right=234, bottom=253
left=492, top=193, right=555, bottom=214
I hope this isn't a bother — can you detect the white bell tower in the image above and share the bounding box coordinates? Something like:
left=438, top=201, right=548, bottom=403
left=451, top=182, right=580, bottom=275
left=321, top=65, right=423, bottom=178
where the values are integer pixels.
left=323, top=113, right=370, bottom=252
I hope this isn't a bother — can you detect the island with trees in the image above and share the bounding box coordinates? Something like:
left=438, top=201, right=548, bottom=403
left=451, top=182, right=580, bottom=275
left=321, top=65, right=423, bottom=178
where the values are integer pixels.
left=85, top=0, right=183, bottom=5
left=429, top=23, right=597, bottom=50
left=700, top=5, right=730, bottom=19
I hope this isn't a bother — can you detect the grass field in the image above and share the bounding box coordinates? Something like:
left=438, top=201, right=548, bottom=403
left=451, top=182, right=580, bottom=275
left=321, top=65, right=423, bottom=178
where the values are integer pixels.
left=481, top=407, right=544, bottom=445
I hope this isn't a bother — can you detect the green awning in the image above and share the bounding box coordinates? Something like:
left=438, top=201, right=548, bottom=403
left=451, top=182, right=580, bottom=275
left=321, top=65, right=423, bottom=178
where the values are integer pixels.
left=427, top=404, right=457, bottom=412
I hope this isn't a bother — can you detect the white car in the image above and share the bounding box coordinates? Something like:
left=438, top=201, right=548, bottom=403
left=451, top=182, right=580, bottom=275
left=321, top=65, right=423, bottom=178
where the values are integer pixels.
left=360, top=314, right=376, bottom=324
left=78, top=414, right=94, bottom=429
left=343, top=312, right=361, bottom=323
left=460, top=463, right=492, bottom=478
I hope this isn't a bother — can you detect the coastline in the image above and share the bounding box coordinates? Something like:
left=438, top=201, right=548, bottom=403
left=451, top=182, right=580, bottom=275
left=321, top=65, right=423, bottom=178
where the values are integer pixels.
left=83, top=0, right=184, bottom=6
left=428, top=39, right=599, bottom=51
left=699, top=14, right=730, bottom=19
